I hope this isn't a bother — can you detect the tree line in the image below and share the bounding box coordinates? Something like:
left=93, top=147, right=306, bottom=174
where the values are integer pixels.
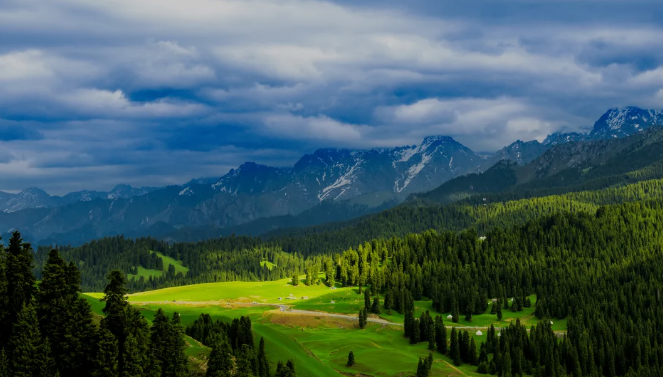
left=1, top=231, right=294, bottom=377
left=333, top=200, right=663, bottom=376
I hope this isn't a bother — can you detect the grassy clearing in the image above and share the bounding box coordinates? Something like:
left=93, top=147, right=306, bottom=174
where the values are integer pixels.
left=260, top=261, right=277, bottom=270
left=85, top=279, right=566, bottom=376
left=82, top=293, right=105, bottom=316
left=127, top=251, right=190, bottom=280
left=123, top=276, right=352, bottom=304
left=293, top=291, right=563, bottom=332
left=134, top=303, right=483, bottom=377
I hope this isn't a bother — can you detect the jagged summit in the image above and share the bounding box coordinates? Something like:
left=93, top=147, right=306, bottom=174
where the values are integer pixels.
left=210, top=135, right=480, bottom=203
left=590, top=107, right=663, bottom=139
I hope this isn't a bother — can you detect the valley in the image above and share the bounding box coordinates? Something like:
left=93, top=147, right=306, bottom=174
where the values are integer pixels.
left=83, top=276, right=562, bottom=377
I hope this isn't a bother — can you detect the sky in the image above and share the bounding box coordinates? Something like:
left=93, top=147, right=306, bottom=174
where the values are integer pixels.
left=2, top=0, right=663, bottom=195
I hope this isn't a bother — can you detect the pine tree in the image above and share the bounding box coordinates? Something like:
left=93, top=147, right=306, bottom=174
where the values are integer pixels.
left=2, top=232, right=36, bottom=349
left=451, top=297, right=460, bottom=323
left=404, top=310, right=413, bottom=337
left=122, top=334, right=143, bottom=377
left=100, top=271, right=130, bottom=374
left=435, top=316, right=447, bottom=354
left=285, top=360, right=296, bottom=377
left=207, top=340, right=233, bottom=377
left=459, top=331, right=469, bottom=363
left=364, top=289, right=371, bottom=310
left=358, top=308, right=367, bottom=329
left=465, top=294, right=474, bottom=322
left=9, top=303, right=52, bottom=377
left=501, top=343, right=512, bottom=377
left=428, top=330, right=436, bottom=351
left=469, top=337, right=478, bottom=366
left=150, top=309, right=171, bottom=375
left=93, top=328, right=119, bottom=377
left=478, top=342, right=488, bottom=364
left=450, top=328, right=461, bottom=366
left=411, top=319, right=420, bottom=344
left=236, top=344, right=254, bottom=377
left=0, top=349, right=8, bottom=377
left=291, top=274, right=299, bottom=286
left=371, top=296, right=381, bottom=314
left=258, top=337, right=269, bottom=377
left=37, top=249, right=96, bottom=376
left=347, top=351, right=355, bottom=367
left=168, top=312, right=189, bottom=377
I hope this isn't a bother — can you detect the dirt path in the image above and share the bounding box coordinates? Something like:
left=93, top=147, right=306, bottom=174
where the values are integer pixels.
left=284, top=308, right=402, bottom=326
left=133, top=301, right=565, bottom=335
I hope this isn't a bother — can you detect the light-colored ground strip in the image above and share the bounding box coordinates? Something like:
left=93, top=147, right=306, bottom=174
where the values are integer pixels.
left=133, top=301, right=566, bottom=336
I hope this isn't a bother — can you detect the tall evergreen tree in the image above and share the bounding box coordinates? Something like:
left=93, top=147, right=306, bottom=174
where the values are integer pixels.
left=410, top=319, right=421, bottom=344
left=469, top=337, right=478, bottom=366
left=100, top=271, right=130, bottom=374
left=37, top=249, right=96, bottom=376
left=435, top=315, right=447, bottom=354
left=371, top=296, right=381, bottom=314
left=93, top=328, right=119, bottom=377
left=207, top=340, right=233, bottom=377
left=450, top=328, right=461, bottom=366
left=347, top=351, right=355, bottom=367
left=121, top=334, right=143, bottom=377
left=364, top=289, right=371, bottom=310
left=257, top=337, right=269, bottom=377
left=150, top=309, right=172, bottom=376
left=358, top=308, right=367, bottom=329
left=451, top=297, right=460, bottom=323
left=1, top=232, right=36, bottom=350
left=8, top=303, right=52, bottom=377
left=168, top=312, right=189, bottom=377
left=286, top=360, right=296, bottom=377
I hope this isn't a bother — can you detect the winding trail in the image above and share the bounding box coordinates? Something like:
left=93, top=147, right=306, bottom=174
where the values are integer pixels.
left=134, top=301, right=565, bottom=335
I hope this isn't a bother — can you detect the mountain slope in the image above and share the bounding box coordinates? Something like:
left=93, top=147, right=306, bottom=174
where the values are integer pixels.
left=2, top=136, right=484, bottom=245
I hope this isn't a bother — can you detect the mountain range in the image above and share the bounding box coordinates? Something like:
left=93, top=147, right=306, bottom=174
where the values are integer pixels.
left=2, top=106, right=662, bottom=246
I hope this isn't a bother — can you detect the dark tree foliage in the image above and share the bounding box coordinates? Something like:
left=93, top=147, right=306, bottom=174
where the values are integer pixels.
left=35, top=236, right=305, bottom=292
left=358, top=308, right=367, bottom=329
left=347, top=351, right=355, bottom=367
left=0, top=231, right=291, bottom=377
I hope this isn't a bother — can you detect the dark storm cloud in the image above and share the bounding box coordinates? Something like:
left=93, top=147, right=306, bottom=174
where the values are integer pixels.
left=0, top=126, right=43, bottom=142
left=1, top=0, right=663, bottom=194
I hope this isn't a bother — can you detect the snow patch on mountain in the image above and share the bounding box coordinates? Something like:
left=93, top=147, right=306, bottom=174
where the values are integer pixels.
left=179, top=187, right=194, bottom=196
left=318, top=158, right=363, bottom=201
left=395, top=151, right=434, bottom=193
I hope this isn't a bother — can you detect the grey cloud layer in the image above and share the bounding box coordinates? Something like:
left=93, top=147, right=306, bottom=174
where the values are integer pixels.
left=1, top=0, right=663, bottom=193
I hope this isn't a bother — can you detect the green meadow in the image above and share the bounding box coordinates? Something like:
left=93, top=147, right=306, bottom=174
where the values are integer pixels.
left=84, top=278, right=566, bottom=376
left=120, top=275, right=354, bottom=304
left=127, top=251, right=190, bottom=280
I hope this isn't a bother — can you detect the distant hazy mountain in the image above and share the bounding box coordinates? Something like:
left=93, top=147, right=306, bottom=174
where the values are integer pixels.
left=3, top=106, right=663, bottom=246
left=0, top=184, right=158, bottom=213
left=1, top=136, right=486, bottom=245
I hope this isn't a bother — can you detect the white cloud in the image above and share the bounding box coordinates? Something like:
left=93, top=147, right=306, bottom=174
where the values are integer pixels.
left=1, top=0, right=663, bottom=191
left=59, top=89, right=209, bottom=118
left=262, top=114, right=364, bottom=142
left=0, top=50, right=52, bottom=82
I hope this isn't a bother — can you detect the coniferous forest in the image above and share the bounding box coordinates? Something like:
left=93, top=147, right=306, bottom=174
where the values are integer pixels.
left=0, top=232, right=294, bottom=377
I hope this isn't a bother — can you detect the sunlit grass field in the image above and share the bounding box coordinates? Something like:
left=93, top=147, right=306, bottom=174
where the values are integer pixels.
left=84, top=278, right=565, bottom=376
left=127, top=251, right=190, bottom=280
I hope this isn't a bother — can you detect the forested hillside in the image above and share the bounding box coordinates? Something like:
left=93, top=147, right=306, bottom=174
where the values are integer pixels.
left=35, top=176, right=663, bottom=292
left=0, top=233, right=295, bottom=376
left=317, top=200, right=663, bottom=376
